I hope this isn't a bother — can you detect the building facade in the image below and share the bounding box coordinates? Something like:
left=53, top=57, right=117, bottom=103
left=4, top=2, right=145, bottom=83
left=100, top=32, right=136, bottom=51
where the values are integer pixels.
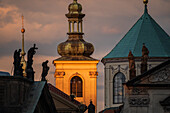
left=0, top=75, right=57, bottom=113
left=53, top=0, right=99, bottom=109
left=102, top=0, right=170, bottom=109
left=122, top=60, right=170, bottom=113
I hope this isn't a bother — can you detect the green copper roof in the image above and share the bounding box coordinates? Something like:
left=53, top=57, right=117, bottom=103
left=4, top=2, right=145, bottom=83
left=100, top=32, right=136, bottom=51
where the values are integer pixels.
left=103, top=5, right=170, bottom=59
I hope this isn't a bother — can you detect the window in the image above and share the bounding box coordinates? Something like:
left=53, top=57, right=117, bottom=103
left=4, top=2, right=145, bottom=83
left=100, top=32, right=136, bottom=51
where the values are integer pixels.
left=70, top=76, right=82, bottom=97
left=113, top=72, right=125, bottom=104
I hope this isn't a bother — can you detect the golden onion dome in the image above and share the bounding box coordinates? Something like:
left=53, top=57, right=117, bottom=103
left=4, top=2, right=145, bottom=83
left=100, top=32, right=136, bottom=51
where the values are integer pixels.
left=57, top=38, right=94, bottom=57
left=68, top=0, right=82, bottom=14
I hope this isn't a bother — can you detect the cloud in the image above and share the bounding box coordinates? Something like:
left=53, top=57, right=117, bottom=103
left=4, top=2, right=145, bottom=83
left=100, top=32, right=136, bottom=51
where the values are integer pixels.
left=0, top=5, right=19, bottom=27
left=0, top=1, right=67, bottom=44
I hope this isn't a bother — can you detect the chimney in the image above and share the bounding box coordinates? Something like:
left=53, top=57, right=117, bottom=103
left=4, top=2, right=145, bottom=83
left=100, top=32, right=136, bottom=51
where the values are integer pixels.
left=141, top=43, right=149, bottom=74
left=128, top=51, right=136, bottom=80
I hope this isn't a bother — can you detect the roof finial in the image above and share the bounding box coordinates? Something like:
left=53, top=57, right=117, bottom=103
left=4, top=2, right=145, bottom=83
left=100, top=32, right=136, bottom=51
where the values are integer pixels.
left=143, top=0, right=148, bottom=5
left=143, top=0, right=148, bottom=13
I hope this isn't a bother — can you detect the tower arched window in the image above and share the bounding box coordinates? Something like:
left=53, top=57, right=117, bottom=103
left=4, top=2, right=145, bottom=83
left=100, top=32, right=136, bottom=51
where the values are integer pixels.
left=71, top=76, right=82, bottom=97
left=113, top=72, right=125, bottom=104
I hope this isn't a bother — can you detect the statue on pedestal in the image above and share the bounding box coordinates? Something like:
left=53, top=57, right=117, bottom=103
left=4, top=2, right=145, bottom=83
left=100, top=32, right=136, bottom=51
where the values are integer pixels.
left=41, top=60, right=49, bottom=81
left=26, top=44, right=38, bottom=81
left=13, top=49, right=23, bottom=76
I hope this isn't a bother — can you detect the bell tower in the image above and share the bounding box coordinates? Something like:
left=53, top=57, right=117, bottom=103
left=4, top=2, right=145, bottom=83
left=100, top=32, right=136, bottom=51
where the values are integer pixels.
left=53, top=0, right=99, bottom=110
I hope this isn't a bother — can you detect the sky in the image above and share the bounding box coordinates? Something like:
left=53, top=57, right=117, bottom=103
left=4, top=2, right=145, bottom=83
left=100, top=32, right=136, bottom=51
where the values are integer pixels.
left=0, top=0, right=170, bottom=112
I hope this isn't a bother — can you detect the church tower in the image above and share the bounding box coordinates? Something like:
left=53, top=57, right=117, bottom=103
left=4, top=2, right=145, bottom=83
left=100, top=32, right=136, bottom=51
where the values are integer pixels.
left=102, top=0, right=170, bottom=109
left=53, top=0, right=99, bottom=109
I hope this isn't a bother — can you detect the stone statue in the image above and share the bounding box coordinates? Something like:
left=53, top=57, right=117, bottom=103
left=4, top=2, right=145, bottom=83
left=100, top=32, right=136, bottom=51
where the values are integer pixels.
left=128, top=51, right=136, bottom=79
left=26, top=44, right=38, bottom=80
left=41, top=60, right=49, bottom=81
left=141, top=43, right=149, bottom=74
left=27, top=44, right=38, bottom=67
left=13, top=49, right=23, bottom=76
left=88, top=101, right=95, bottom=113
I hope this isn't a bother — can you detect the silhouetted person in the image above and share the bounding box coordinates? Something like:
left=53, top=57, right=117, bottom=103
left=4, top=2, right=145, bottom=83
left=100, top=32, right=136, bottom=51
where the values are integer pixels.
left=88, top=101, right=95, bottom=113
left=41, top=60, right=49, bottom=81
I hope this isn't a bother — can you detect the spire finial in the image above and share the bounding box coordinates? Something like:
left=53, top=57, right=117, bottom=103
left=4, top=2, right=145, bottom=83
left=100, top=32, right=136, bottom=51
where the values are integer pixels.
left=143, top=0, right=148, bottom=13
left=22, top=14, right=24, bottom=28
left=20, top=14, right=26, bottom=77
left=21, top=15, right=25, bottom=33
left=143, top=0, right=148, bottom=5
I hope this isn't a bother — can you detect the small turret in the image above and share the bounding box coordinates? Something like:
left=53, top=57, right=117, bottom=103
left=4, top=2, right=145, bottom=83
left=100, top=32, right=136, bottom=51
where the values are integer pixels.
left=141, top=43, right=149, bottom=74
left=128, top=51, right=136, bottom=80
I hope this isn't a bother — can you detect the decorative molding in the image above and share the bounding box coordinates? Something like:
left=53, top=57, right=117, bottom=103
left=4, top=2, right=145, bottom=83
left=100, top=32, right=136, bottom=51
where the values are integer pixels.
left=131, top=88, right=148, bottom=95
left=72, top=72, right=81, bottom=76
left=54, top=71, right=65, bottom=78
left=129, top=96, right=150, bottom=107
left=129, top=88, right=149, bottom=107
left=149, top=68, right=170, bottom=83
left=110, top=65, right=128, bottom=74
left=89, top=71, right=98, bottom=77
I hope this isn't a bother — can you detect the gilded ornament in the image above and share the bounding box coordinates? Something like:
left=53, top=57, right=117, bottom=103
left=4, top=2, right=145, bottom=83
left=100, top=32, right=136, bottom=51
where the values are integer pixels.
left=21, top=28, right=25, bottom=33
left=143, top=0, right=148, bottom=5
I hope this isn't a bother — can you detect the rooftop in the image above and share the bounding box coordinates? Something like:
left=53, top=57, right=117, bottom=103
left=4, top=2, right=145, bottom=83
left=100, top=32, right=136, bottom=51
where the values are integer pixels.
left=103, top=4, right=170, bottom=59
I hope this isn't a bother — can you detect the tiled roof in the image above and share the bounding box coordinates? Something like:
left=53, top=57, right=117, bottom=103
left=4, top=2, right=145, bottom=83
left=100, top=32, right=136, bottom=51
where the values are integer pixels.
left=48, top=83, right=81, bottom=106
left=103, top=5, right=170, bottom=59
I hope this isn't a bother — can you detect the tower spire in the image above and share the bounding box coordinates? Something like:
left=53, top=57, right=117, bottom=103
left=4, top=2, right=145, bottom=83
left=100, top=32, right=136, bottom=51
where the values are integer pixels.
left=20, top=15, right=27, bottom=77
